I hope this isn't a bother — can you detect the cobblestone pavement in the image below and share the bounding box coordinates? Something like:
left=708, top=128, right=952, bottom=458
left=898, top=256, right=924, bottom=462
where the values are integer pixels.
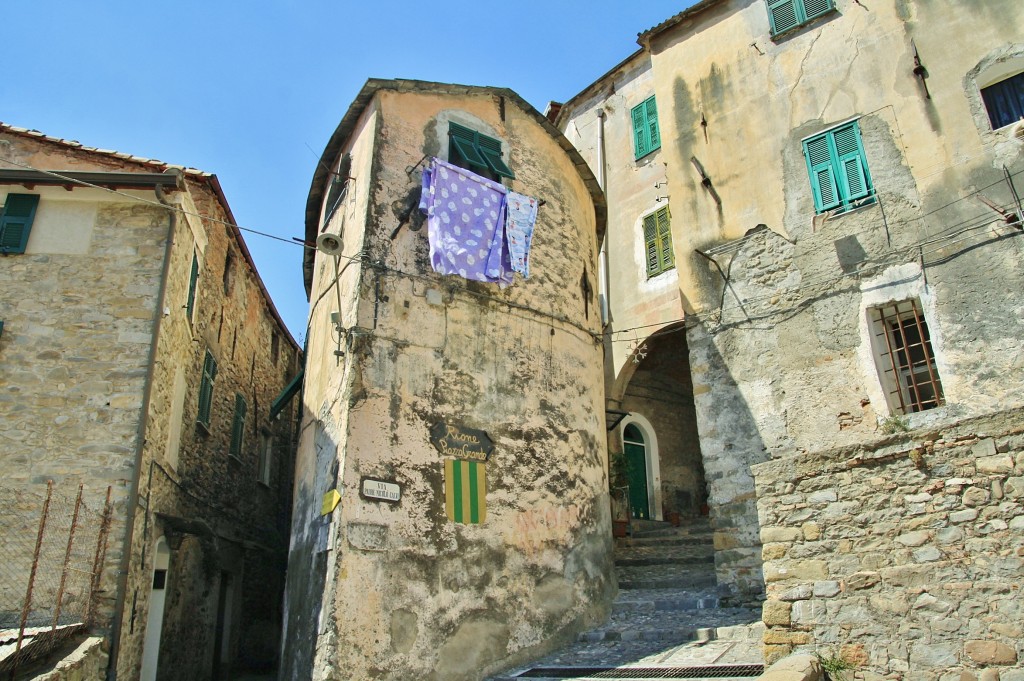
left=489, top=520, right=765, bottom=680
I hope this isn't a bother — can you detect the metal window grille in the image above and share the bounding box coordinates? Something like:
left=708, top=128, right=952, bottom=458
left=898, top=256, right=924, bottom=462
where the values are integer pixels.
left=870, top=299, right=944, bottom=414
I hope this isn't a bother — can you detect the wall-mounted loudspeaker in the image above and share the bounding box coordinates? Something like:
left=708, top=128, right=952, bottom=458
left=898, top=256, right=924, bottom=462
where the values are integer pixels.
left=316, top=233, right=343, bottom=256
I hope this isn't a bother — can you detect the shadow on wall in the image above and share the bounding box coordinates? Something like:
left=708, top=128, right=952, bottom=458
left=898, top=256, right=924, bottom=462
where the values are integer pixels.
left=279, top=403, right=337, bottom=681
left=684, top=313, right=767, bottom=604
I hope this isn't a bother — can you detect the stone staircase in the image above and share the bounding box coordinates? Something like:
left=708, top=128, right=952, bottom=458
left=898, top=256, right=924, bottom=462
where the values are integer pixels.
left=490, top=518, right=765, bottom=680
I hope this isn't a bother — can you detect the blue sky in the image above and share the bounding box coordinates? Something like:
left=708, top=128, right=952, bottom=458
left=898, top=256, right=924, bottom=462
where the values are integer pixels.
left=4, top=1, right=689, bottom=342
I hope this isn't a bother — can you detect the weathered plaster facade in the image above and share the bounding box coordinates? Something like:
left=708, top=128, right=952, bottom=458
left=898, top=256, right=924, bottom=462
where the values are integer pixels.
left=283, top=80, right=612, bottom=680
left=0, top=125, right=300, bottom=679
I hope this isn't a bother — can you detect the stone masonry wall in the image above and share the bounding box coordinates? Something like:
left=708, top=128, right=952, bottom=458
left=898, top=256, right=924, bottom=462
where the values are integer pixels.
left=753, top=409, right=1024, bottom=679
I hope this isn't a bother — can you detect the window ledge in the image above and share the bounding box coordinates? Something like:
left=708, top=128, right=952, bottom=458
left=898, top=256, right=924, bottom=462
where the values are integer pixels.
left=635, top=147, right=662, bottom=163
left=815, top=194, right=877, bottom=219
left=196, top=421, right=211, bottom=435
left=228, top=454, right=244, bottom=465
left=646, top=266, right=677, bottom=280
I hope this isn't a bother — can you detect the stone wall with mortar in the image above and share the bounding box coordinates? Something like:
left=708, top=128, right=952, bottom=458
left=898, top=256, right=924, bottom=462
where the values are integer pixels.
left=0, top=128, right=299, bottom=679
left=753, top=409, right=1024, bottom=679
left=285, top=82, right=612, bottom=681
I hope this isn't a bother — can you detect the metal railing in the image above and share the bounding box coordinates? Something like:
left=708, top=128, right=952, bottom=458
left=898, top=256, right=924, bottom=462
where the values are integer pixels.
left=0, top=481, right=113, bottom=679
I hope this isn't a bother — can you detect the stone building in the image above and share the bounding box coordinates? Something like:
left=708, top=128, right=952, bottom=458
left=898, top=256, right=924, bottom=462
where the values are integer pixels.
left=0, top=124, right=301, bottom=679
left=282, top=79, right=612, bottom=680
left=555, top=0, right=1024, bottom=675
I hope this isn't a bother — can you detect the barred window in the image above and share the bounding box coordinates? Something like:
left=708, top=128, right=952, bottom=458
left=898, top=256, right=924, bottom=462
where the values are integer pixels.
left=870, top=300, right=944, bottom=414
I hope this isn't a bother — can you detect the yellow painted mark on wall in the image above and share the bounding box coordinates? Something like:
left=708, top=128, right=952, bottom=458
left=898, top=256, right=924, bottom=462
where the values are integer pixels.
left=321, top=489, right=342, bottom=516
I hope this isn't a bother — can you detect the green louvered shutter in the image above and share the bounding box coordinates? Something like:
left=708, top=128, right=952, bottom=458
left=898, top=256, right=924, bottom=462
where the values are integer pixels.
left=656, top=207, right=674, bottom=271
left=832, top=123, right=872, bottom=202
left=804, top=135, right=840, bottom=212
left=645, top=97, right=661, bottom=153
left=803, top=0, right=834, bottom=21
left=768, top=0, right=800, bottom=35
left=643, top=213, right=660, bottom=276
left=0, top=194, right=40, bottom=254
left=186, top=252, right=200, bottom=321
left=632, top=104, right=650, bottom=159
left=198, top=350, right=217, bottom=428
left=478, top=134, right=515, bottom=179
left=229, top=394, right=247, bottom=458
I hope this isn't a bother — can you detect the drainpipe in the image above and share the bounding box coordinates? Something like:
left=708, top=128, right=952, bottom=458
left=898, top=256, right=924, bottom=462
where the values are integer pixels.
left=596, top=108, right=610, bottom=327
left=106, top=178, right=179, bottom=680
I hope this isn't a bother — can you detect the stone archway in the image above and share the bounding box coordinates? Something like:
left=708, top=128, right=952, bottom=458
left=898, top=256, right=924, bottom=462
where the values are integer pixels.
left=610, top=322, right=708, bottom=522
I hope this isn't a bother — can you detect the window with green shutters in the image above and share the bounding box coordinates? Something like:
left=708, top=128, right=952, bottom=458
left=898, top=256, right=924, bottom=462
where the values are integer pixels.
left=0, top=194, right=40, bottom=254
left=642, top=206, right=674, bottom=278
left=767, top=0, right=835, bottom=37
left=197, top=350, right=217, bottom=430
left=186, top=251, right=200, bottom=323
left=803, top=120, right=874, bottom=215
left=631, top=96, right=661, bottom=160
left=448, top=123, right=515, bottom=180
left=229, top=393, right=247, bottom=459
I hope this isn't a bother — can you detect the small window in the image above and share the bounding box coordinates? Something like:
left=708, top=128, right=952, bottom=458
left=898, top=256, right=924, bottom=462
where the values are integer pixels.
left=229, top=393, right=247, bottom=459
left=186, top=251, right=200, bottom=323
left=257, top=434, right=273, bottom=486
left=642, top=206, right=674, bottom=278
left=631, top=96, right=661, bottom=160
left=270, top=332, right=280, bottom=365
left=869, top=300, right=944, bottom=415
left=803, top=120, right=875, bottom=215
left=197, top=349, right=218, bottom=430
left=0, top=194, right=40, bottom=254
left=448, top=123, right=515, bottom=180
left=223, top=250, right=235, bottom=296
left=767, top=0, right=835, bottom=37
left=981, top=71, right=1024, bottom=130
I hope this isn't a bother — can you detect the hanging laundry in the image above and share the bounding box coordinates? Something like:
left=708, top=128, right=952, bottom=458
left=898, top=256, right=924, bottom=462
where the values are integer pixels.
left=419, top=158, right=512, bottom=284
left=504, top=191, right=539, bottom=278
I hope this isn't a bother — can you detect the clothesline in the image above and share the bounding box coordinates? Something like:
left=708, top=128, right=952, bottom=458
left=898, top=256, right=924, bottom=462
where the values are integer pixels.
left=406, top=153, right=546, bottom=205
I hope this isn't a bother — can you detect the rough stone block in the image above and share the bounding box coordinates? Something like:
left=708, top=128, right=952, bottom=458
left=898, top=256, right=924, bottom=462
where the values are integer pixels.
left=844, top=571, right=880, bottom=590
left=909, top=642, right=959, bottom=667
left=761, top=526, right=802, bottom=543
left=802, top=522, right=821, bottom=541
left=779, top=584, right=812, bottom=601
left=972, top=438, right=998, bottom=459
left=813, top=580, right=841, bottom=597
left=1004, top=477, right=1024, bottom=499
left=762, top=644, right=793, bottom=666
left=913, top=546, right=942, bottom=562
left=763, top=543, right=789, bottom=560
left=964, top=640, right=1018, bottom=665
left=963, top=487, right=991, bottom=507
left=765, top=560, right=828, bottom=582
left=896, top=530, right=931, bottom=546
left=951, top=508, right=980, bottom=523
left=791, top=600, right=826, bottom=625
left=977, top=455, right=1014, bottom=475
left=762, top=599, right=792, bottom=626
left=979, top=670, right=1000, bottom=681
left=808, top=489, right=839, bottom=504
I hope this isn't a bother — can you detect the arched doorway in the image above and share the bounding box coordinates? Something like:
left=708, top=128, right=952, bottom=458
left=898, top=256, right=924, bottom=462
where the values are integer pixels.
left=140, top=537, right=170, bottom=681
left=623, top=423, right=650, bottom=519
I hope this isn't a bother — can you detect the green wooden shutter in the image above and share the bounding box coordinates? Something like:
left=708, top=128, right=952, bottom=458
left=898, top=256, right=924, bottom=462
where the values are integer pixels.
left=767, top=0, right=800, bottom=34
left=643, top=213, right=660, bottom=276
left=832, top=123, right=872, bottom=202
left=230, top=394, right=247, bottom=458
left=803, top=0, right=834, bottom=21
left=0, top=194, right=40, bottom=254
left=645, top=97, right=661, bottom=152
left=186, top=252, right=200, bottom=321
left=804, top=135, right=840, bottom=212
left=656, top=207, right=674, bottom=270
left=632, top=104, right=650, bottom=159
left=478, top=134, right=515, bottom=179
left=198, top=350, right=217, bottom=428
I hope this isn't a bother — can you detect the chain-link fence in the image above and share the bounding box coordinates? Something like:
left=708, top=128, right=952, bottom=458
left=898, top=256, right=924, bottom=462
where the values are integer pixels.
left=0, top=481, right=113, bottom=678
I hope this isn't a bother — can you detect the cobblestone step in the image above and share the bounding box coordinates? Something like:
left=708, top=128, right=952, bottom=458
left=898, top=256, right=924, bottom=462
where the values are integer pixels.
left=489, top=618, right=764, bottom=680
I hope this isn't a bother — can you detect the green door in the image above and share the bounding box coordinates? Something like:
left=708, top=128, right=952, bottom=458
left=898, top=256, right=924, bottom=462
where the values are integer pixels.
left=623, top=424, right=649, bottom=519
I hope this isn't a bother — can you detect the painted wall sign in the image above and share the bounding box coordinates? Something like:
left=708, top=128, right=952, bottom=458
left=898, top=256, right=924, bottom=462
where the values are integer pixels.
left=360, top=477, right=402, bottom=503
left=444, top=459, right=486, bottom=524
left=430, top=421, right=494, bottom=462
